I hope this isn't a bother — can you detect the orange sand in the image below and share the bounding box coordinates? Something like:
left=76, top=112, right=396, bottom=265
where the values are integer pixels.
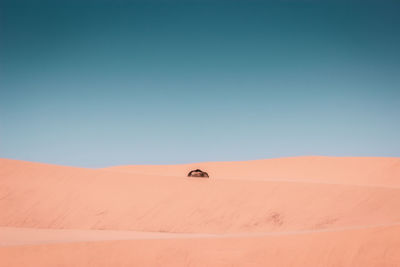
left=1, top=156, right=399, bottom=266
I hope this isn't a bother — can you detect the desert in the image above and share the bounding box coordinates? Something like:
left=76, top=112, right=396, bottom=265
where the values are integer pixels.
left=1, top=156, right=400, bottom=266
left=2, top=0, right=399, bottom=266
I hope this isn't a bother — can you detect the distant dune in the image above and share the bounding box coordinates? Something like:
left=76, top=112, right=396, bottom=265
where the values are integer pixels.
left=1, top=156, right=400, bottom=266
left=104, top=156, right=400, bottom=187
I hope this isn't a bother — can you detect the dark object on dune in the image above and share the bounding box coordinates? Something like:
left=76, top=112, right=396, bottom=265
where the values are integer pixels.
left=187, top=169, right=209, bottom=178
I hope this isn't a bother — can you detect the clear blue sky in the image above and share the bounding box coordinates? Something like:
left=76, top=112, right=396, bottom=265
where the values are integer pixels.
left=1, top=0, right=399, bottom=167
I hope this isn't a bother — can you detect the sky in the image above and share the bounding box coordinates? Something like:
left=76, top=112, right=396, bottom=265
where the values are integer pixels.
left=1, top=0, right=399, bottom=167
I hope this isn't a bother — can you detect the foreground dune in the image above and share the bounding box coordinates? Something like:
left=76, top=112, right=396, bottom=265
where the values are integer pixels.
left=0, top=227, right=218, bottom=246
left=1, top=156, right=400, bottom=266
left=1, top=224, right=399, bottom=267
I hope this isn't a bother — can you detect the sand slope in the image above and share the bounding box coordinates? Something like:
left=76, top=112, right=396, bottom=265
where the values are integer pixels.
left=1, top=224, right=400, bottom=267
left=1, top=156, right=400, bottom=266
left=105, top=156, right=400, bottom=187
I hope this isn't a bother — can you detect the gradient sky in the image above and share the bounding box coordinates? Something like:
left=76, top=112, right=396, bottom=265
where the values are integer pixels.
left=1, top=0, right=399, bottom=167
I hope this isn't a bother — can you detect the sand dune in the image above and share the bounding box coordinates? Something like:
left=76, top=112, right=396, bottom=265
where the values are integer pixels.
left=1, top=156, right=400, bottom=266
left=1, top=224, right=399, bottom=267
left=0, top=227, right=218, bottom=246
left=105, top=156, right=400, bottom=187
left=2, top=158, right=400, bottom=233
